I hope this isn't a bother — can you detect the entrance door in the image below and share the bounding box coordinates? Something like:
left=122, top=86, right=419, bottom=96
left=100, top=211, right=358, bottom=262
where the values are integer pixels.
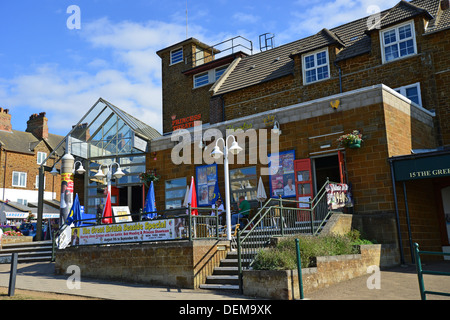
left=294, top=159, right=313, bottom=208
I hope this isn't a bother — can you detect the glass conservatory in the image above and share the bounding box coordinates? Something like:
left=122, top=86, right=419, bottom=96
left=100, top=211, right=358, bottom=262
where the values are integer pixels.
left=63, top=98, right=161, bottom=218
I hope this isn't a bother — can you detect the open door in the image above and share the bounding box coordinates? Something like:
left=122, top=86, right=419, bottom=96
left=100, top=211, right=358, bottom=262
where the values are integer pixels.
left=338, top=151, right=346, bottom=184
left=295, top=159, right=313, bottom=211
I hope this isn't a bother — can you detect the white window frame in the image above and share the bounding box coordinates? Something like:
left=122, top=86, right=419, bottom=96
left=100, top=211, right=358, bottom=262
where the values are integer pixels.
left=394, top=82, right=422, bottom=107
left=193, top=65, right=230, bottom=89
left=194, top=72, right=210, bottom=88
left=170, top=47, right=183, bottom=65
left=12, top=171, right=27, bottom=188
left=380, top=20, right=417, bottom=64
left=37, top=151, right=47, bottom=165
left=35, top=175, right=46, bottom=189
left=302, top=49, right=330, bottom=85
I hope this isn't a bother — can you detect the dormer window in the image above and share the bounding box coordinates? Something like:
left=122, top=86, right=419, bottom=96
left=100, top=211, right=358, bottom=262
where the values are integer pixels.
left=381, top=21, right=417, bottom=63
left=193, top=65, right=229, bottom=88
left=302, top=49, right=330, bottom=85
left=170, top=48, right=183, bottom=65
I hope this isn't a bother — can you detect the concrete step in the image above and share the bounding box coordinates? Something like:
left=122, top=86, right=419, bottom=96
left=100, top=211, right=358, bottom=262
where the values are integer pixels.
left=0, top=240, right=53, bottom=264
left=199, top=283, right=240, bottom=291
left=205, top=275, right=239, bottom=285
left=212, top=266, right=239, bottom=275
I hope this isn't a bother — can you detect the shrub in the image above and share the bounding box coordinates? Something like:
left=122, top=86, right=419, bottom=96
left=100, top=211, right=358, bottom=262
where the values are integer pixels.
left=252, top=230, right=372, bottom=270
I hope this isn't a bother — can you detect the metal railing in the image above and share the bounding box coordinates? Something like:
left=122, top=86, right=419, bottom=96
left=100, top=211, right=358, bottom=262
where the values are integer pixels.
left=237, top=180, right=338, bottom=291
left=413, top=242, right=450, bottom=300
left=187, top=36, right=253, bottom=67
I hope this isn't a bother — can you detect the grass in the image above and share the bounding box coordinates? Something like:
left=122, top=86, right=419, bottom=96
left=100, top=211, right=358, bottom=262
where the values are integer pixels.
left=252, top=230, right=374, bottom=270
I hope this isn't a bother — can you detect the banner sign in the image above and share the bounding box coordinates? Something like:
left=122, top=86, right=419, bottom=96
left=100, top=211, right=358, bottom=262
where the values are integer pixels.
left=325, top=183, right=351, bottom=210
left=70, top=219, right=177, bottom=246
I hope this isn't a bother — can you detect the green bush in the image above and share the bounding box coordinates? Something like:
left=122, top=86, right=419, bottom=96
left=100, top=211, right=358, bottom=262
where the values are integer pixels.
left=252, top=230, right=373, bottom=270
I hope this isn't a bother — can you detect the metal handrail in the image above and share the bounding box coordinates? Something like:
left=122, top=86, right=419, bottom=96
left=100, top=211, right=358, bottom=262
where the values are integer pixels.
left=414, top=243, right=450, bottom=300
left=236, top=179, right=340, bottom=293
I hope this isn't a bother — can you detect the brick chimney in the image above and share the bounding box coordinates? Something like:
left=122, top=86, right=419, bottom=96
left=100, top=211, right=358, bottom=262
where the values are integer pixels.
left=0, top=108, right=12, bottom=132
left=441, top=0, right=449, bottom=11
left=26, top=112, right=48, bottom=139
left=71, top=123, right=90, bottom=141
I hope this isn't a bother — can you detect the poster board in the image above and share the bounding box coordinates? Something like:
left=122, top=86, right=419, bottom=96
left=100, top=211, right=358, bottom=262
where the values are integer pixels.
left=112, top=206, right=132, bottom=223
left=269, top=150, right=296, bottom=198
left=196, top=164, right=220, bottom=206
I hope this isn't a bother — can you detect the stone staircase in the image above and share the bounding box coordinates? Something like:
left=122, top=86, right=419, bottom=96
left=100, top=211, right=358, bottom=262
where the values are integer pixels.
left=200, top=230, right=263, bottom=291
left=0, top=240, right=53, bottom=264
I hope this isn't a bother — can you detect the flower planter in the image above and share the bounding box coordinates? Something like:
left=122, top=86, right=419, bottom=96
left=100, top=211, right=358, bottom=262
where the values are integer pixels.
left=348, top=139, right=362, bottom=149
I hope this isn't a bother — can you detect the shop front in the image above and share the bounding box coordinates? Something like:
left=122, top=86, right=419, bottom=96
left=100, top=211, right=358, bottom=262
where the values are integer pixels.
left=390, top=149, right=450, bottom=262
left=149, top=84, right=436, bottom=252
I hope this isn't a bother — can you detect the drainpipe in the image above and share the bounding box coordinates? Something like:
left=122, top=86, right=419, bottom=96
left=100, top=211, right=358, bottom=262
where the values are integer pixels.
left=389, top=159, right=405, bottom=265
left=334, top=61, right=343, bottom=93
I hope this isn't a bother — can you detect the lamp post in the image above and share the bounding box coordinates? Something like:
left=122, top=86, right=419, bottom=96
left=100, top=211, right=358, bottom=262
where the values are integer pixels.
left=211, top=135, right=243, bottom=240
left=51, top=158, right=86, bottom=225
left=93, top=162, right=125, bottom=194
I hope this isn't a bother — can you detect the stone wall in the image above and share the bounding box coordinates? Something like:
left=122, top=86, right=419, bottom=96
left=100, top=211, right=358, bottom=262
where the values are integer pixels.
left=243, top=244, right=387, bottom=300
left=54, top=240, right=229, bottom=289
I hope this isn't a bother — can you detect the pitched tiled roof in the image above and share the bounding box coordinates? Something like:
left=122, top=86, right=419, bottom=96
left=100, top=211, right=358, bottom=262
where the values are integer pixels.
left=212, top=0, right=448, bottom=97
left=0, top=129, right=64, bottom=156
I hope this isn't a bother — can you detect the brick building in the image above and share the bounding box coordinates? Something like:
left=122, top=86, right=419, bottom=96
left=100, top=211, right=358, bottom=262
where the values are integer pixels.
left=0, top=109, right=64, bottom=219
left=151, top=0, right=450, bottom=263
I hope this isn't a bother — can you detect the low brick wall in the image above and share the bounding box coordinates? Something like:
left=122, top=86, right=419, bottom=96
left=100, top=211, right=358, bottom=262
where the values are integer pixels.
left=55, top=240, right=229, bottom=289
left=243, top=244, right=389, bottom=300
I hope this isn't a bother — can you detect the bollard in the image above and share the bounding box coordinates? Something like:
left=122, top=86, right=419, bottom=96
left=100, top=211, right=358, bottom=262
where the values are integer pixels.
left=8, top=253, right=18, bottom=297
left=295, top=239, right=305, bottom=300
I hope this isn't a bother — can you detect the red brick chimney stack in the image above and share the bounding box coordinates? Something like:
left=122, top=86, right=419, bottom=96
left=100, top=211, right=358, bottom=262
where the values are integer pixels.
left=0, top=108, right=12, bottom=132
left=26, top=112, right=49, bottom=140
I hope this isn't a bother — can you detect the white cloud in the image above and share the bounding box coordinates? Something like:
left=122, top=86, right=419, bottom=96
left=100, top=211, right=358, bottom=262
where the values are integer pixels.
left=232, top=12, right=260, bottom=24
left=284, top=0, right=398, bottom=41
left=1, top=17, right=201, bottom=135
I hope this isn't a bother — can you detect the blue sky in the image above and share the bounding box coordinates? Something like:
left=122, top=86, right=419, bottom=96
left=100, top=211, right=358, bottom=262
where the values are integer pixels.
left=0, top=0, right=399, bottom=136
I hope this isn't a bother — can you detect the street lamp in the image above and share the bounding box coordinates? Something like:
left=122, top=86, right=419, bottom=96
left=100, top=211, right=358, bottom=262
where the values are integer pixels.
left=50, top=160, right=86, bottom=176
left=94, top=162, right=125, bottom=194
left=210, top=135, right=243, bottom=240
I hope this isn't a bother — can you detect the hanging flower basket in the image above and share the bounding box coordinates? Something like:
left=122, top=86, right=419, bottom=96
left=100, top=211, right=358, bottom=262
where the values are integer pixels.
left=338, top=130, right=363, bottom=149
left=139, top=170, right=161, bottom=187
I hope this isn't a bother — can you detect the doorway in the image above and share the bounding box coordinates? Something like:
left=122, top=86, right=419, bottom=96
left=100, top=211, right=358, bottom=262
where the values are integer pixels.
left=312, top=154, right=343, bottom=193
left=116, top=185, right=144, bottom=216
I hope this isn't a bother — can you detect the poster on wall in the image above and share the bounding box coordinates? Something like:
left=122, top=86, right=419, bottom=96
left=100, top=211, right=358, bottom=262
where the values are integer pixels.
left=196, top=164, right=221, bottom=206
left=269, top=150, right=296, bottom=198
left=60, top=172, right=74, bottom=222
left=69, top=219, right=177, bottom=246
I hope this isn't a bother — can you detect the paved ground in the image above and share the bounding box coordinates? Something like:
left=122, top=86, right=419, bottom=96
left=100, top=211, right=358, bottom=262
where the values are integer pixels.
left=0, top=260, right=449, bottom=301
